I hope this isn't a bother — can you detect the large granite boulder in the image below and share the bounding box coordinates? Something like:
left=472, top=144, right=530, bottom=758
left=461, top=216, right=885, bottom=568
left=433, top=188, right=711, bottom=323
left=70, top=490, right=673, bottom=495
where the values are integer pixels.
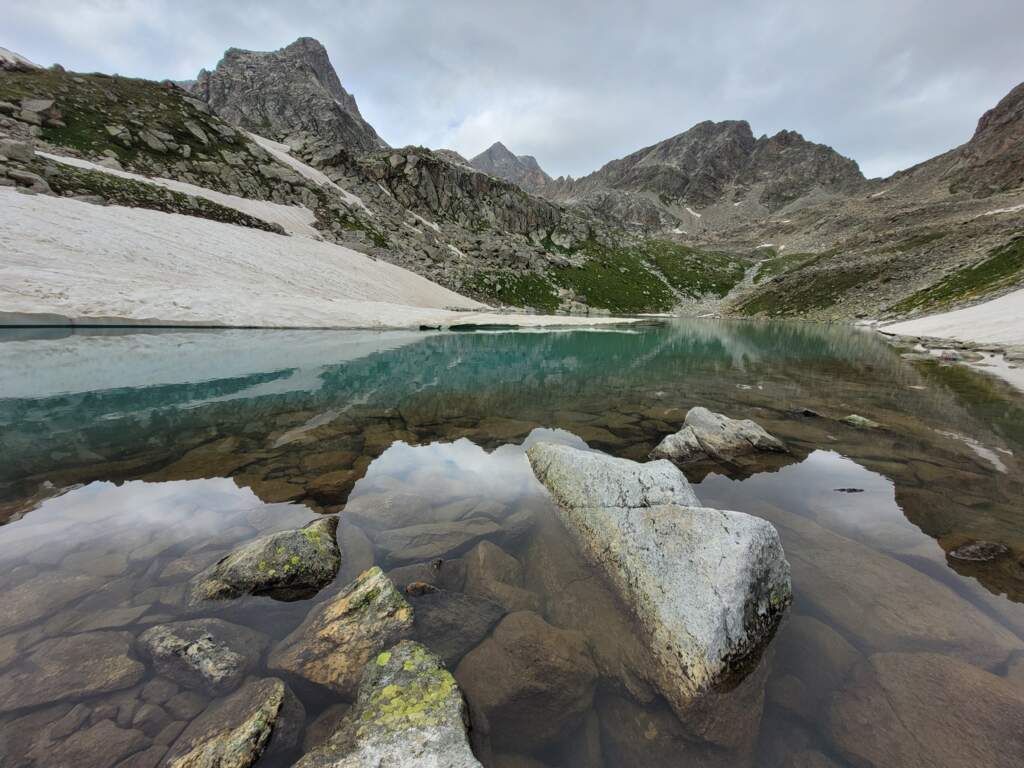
left=650, top=407, right=786, bottom=463
left=268, top=567, right=414, bottom=695
left=166, top=676, right=303, bottom=767
left=188, top=516, right=340, bottom=604
left=828, top=652, right=1024, bottom=768
left=526, top=443, right=791, bottom=718
left=295, top=640, right=480, bottom=767
left=455, top=611, right=597, bottom=751
left=136, top=618, right=268, bottom=694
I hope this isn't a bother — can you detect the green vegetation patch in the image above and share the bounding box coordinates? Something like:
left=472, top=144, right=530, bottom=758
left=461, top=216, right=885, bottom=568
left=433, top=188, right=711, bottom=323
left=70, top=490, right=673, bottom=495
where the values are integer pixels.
left=889, top=237, right=1024, bottom=315
left=40, top=161, right=283, bottom=233
left=884, top=230, right=948, bottom=254
left=753, top=251, right=820, bottom=284
left=467, top=271, right=560, bottom=312
left=550, top=239, right=676, bottom=313
left=739, top=262, right=878, bottom=316
left=634, top=240, right=745, bottom=298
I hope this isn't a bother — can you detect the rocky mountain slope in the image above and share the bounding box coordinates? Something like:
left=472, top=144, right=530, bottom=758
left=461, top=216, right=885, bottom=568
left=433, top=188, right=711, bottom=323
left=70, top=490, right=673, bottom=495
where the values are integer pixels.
left=714, top=81, right=1024, bottom=322
left=470, top=141, right=552, bottom=193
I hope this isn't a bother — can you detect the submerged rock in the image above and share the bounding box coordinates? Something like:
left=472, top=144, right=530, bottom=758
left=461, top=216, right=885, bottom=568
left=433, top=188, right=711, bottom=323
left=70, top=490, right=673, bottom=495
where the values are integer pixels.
left=137, top=618, right=268, bottom=694
left=650, top=406, right=786, bottom=463
left=456, top=611, right=597, bottom=751
left=948, top=540, right=1010, bottom=562
left=268, top=567, right=414, bottom=695
left=295, top=640, right=480, bottom=767
left=828, top=652, right=1024, bottom=768
left=464, top=540, right=542, bottom=613
left=410, top=589, right=504, bottom=667
left=188, top=516, right=340, bottom=604
left=0, top=631, right=145, bottom=713
left=166, top=676, right=303, bottom=767
left=526, top=443, right=791, bottom=718
left=841, top=414, right=879, bottom=429
left=372, top=517, right=503, bottom=566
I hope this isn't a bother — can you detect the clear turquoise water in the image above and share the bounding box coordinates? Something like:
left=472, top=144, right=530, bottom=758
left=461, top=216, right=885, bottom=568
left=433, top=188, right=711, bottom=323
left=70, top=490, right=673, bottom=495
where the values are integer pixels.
left=0, top=321, right=1022, bottom=766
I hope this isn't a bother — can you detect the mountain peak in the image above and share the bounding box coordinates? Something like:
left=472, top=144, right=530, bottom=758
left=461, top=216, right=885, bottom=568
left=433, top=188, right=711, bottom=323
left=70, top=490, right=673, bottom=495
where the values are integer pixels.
left=194, top=38, right=387, bottom=152
left=945, top=80, right=1024, bottom=195
left=470, top=141, right=552, bottom=193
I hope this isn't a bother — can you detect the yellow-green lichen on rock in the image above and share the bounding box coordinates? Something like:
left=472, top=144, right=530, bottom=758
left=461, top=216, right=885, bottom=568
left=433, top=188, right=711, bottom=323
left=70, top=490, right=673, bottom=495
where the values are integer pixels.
left=267, top=566, right=414, bottom=697
left=293, top=640, right=481, bottom=768
left=188, top=515, right=340, bottom=605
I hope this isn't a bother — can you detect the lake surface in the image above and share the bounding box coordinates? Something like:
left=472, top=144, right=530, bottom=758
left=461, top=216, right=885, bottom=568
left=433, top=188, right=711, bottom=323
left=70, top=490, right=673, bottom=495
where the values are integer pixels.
left=0, top=320, right=1022, bottom=767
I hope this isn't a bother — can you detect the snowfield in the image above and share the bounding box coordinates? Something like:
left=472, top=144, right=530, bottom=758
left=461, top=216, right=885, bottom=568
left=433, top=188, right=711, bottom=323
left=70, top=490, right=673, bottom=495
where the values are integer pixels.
left=883, top=288, right=1024, bottom=346
left=0, top=190, right=633, bottom=330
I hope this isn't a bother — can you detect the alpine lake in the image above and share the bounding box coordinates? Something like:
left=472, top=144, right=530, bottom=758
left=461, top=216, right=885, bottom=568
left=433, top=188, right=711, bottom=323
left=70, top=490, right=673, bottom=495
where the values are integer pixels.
left=1, top=319, right=1022, bottom=767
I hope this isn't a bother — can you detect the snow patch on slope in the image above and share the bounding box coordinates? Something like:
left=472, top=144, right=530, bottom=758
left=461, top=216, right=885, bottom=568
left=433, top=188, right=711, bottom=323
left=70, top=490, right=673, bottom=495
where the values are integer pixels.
left=246, top=132, right=370, bottom=213
left=40, top=151, right=322, bottom=238
left=982, top=203, right=1024, bottom=217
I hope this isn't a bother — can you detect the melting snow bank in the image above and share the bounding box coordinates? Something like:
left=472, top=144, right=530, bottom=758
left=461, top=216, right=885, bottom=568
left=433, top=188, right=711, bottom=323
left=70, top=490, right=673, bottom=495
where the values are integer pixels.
left=882, top=288, right=1024, bottom=346
left=0, top=190, right=636, bottom=330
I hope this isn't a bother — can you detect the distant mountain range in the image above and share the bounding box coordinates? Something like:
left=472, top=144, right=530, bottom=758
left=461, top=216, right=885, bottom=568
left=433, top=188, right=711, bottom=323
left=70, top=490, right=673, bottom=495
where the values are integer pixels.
left=3, top=36, right=1021, bottom=321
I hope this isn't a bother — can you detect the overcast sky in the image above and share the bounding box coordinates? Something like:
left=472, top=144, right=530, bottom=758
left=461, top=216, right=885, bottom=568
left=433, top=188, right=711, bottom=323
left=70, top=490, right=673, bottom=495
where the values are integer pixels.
left=6, top=0, right=1023, bottom=179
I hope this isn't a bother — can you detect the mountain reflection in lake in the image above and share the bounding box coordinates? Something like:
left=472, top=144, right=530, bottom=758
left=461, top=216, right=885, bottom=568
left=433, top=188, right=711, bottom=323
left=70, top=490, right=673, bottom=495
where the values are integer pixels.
left=1, top=320, right=1022, bottom=767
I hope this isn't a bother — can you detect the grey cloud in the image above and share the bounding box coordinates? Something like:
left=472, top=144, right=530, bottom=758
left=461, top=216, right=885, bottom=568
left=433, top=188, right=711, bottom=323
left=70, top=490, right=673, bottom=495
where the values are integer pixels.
left=6, top=0, right=1022, bottom=179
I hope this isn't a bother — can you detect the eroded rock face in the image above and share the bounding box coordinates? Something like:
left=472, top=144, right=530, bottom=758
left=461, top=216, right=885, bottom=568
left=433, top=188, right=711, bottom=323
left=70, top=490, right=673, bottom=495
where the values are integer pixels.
left=526, top=443, right=791, bottom=718
left=296, top=640, right=480, bottom=767
left=455, top=611, right=597, bottom=751
left=828, top=652, right=1024, bottom=768
left=650, top=407, right=786, bottom=463
left=268, top=567, right=414, bottom=695
left=166, top=676, right=303, bottom=768
left=188, top=516, right=339, bottom=604
left=137, top=618, right=268, bottom=694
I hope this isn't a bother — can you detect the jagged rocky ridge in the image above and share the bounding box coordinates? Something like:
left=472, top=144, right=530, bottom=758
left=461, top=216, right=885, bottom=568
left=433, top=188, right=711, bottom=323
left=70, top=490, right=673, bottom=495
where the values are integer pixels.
left=193, top=37, right=386, bottom=153
left=543, top=119, right=865, bottom=215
